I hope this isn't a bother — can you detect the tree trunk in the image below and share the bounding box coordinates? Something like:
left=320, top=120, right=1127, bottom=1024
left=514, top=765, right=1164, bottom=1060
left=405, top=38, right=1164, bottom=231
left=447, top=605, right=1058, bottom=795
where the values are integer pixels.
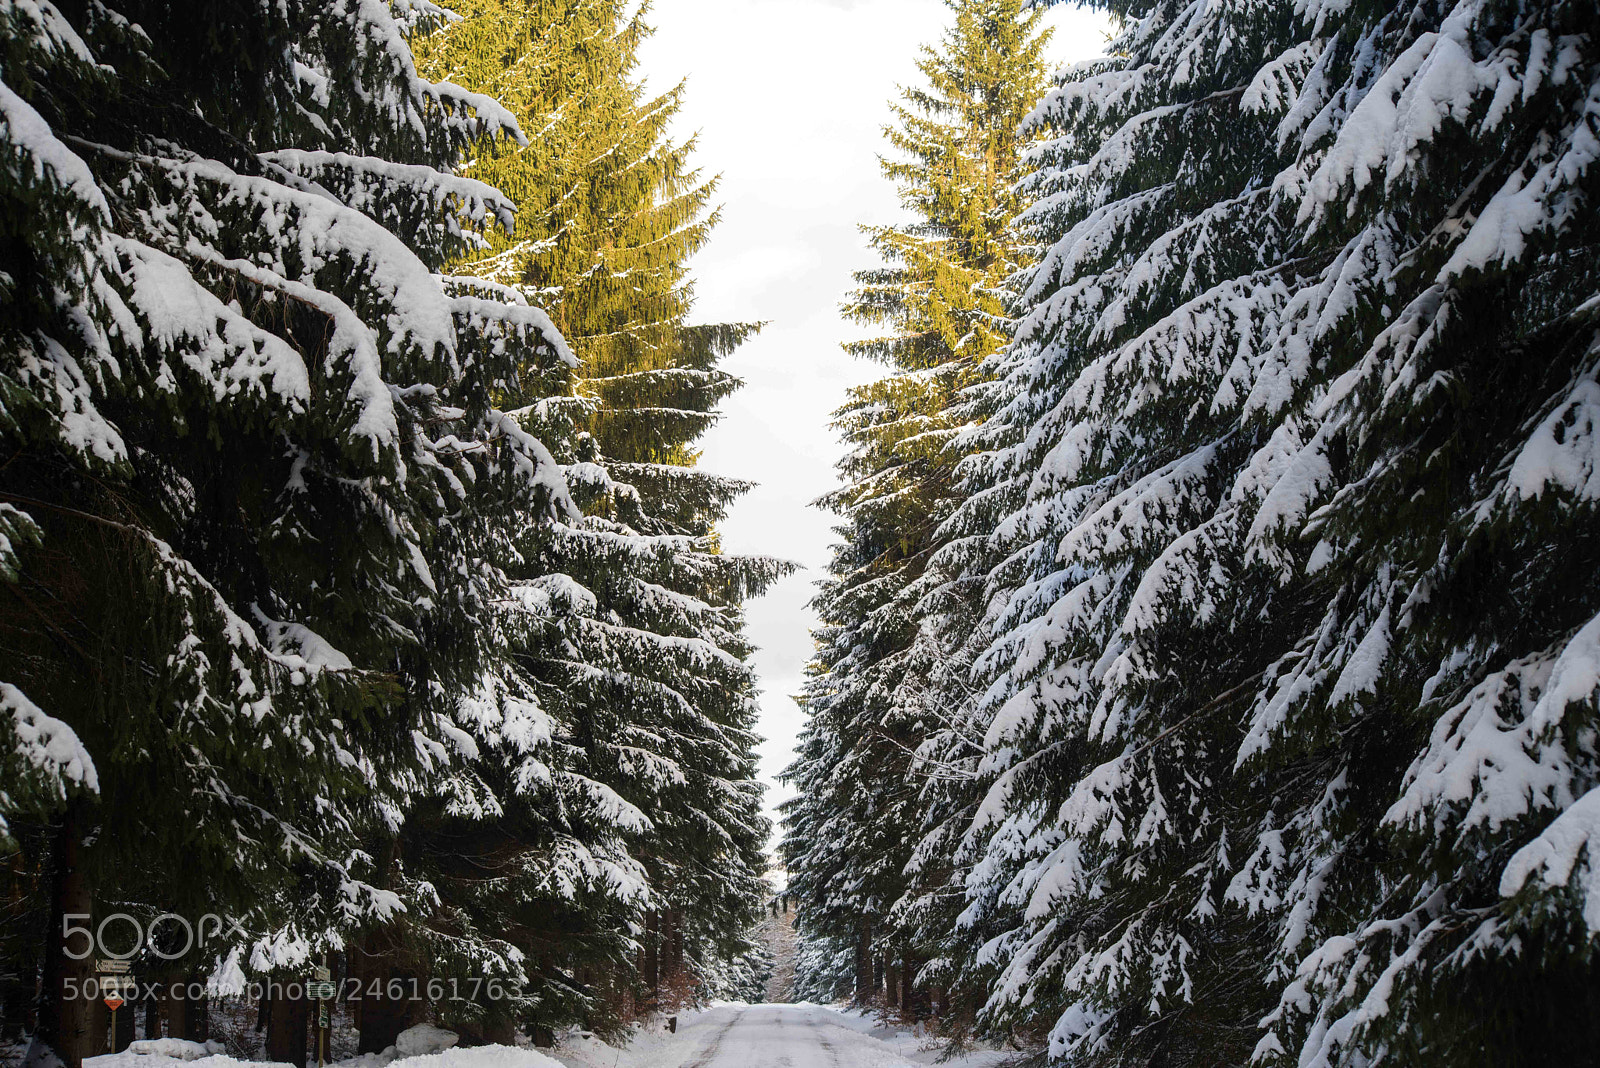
left=355, top=977, right=409, bottom=1055
left=480, top=1015, right=515, bottom=1046
left=354, top=836, right=417, bottom=1054
left=3, top=843, right=38, bottom=1042
left=265, top=986, right=308, bottom=1068
left=352, top=917, right=423, bottom=1056
left=885, top=959, right=898, bottom=1010
left=354, top=969, right=420, bottom=1054
left=143, top=995, right=159, bottom=1041
left=852, top=921, right=873, bottom=1003
left=899, top=960, right=913, bottom=1017
left=86, top=999, right=107, bottom=1058
left=2, top=982, right=31, bottom=1042
left=164, top=984, right=184, bottom=1043
left=26, top=806, right=93, bottom=1068
left=641, top=910, right=659, bottom=1008
left=167, top=982, right=208, bottom=1043
left=663, top=910, right=684, bottom=987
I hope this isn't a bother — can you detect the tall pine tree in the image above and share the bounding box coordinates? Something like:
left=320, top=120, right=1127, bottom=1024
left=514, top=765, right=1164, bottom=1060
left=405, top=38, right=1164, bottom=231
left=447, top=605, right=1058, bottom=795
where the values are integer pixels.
left=408, top=0, right=787, bottom=1026
left=782, top=0, right=1051, bottom=1014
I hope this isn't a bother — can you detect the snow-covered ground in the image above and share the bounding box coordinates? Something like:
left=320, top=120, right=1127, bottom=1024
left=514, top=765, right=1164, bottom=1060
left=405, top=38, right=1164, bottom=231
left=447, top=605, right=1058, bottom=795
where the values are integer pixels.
left=83, top=1006, right=1013, bottom=1068
left=552, top=1004, right=1013, bottom=1068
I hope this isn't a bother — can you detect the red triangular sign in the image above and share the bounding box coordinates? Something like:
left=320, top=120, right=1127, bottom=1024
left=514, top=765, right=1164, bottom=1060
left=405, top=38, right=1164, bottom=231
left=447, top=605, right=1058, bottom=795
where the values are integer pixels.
left=104, top=997, right=124, bottom=1011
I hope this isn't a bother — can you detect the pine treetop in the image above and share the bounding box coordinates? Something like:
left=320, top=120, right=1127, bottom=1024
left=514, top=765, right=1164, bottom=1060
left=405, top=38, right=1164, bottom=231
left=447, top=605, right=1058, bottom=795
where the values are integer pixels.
left=414, top=0, right=758, bottom=480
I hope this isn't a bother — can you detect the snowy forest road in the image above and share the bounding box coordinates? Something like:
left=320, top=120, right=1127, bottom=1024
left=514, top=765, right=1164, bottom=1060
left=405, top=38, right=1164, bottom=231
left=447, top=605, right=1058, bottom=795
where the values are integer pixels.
left=673, top=1005, right=894, bottom=1068
left=567, top=1003, right=966, bottom=1068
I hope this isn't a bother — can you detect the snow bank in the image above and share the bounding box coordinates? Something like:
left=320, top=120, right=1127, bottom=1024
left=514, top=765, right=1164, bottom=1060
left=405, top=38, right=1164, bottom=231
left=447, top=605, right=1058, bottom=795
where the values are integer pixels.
left=395, top=1026, right=459, bottom=1058
left=370, top=1044, right=560, bottom=1068
left=126, top=1040, right=227, bottom=1061
left=85, top=1054, right=293, bottom=1068
left=86, top=1039, right=562, bottom=1068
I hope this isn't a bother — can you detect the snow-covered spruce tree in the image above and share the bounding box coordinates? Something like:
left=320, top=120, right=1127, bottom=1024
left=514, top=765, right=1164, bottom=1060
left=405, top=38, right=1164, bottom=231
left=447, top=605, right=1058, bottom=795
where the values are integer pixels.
left=935, top=0, right=1600, bottom=1064
left=0, top=1, right=591, bottom=1062
left=787, top=924, right=858, bottom=1004
left=389, top=447, right=785, bottom=1039
left=388, top=560, right=654, bottom=1046
left=410, top=0, right=787, bottom=1024
left=697, top=928, right=772, bottom=1004
left=1238, top=0, right=1600, bottom=1061
left=781, top=0, right=1051, bottom=1014
left=370, top=291, right=655, bottom=1048
left=487, top=359, right=786, bottom=1025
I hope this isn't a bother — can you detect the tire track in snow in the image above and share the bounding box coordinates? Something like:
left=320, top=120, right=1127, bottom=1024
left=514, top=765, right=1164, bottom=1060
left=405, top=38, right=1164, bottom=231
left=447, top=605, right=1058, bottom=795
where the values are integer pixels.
left=681, top=1008, right=744, bottom=1068
left=808, top=1007, right=846, bottom=1068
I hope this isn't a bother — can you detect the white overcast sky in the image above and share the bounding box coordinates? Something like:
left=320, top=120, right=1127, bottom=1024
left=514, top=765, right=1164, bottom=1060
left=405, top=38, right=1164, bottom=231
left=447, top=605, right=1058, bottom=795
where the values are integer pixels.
left=633, top=0, right=1115, bottom=844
